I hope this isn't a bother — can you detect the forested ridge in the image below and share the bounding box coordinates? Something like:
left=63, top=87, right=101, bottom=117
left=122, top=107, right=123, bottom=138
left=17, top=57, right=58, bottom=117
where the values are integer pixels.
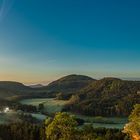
left=63, top=77, right=140, bottom=117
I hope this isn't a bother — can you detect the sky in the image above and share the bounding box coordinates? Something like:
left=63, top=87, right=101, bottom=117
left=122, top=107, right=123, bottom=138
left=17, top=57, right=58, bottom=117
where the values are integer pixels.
left=0, top=0, right=140, bottom=84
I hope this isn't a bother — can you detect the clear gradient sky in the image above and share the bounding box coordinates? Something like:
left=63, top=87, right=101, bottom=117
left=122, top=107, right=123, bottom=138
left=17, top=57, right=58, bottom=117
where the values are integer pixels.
left=0, top=0, right=140, bottom=84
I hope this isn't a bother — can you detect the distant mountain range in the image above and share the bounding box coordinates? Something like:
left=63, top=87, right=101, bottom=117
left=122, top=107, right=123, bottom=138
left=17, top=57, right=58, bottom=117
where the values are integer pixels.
left=0, top=74, right=140, bottom=116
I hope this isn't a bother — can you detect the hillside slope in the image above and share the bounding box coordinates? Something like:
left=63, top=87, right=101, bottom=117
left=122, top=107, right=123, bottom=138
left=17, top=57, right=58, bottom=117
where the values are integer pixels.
left=64, top=78, right=140, bottom=117
left=0, top=75, right=95, bottom=100
left=0, top=81, right=31, bottom=91
left=39, top=74, right=95, bottom=98
left=0, top=81, right=35, bottom=100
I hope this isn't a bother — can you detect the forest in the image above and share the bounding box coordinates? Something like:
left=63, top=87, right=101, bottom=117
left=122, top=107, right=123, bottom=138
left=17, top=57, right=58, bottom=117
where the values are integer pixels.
left=0, top=117, right=128, bottom=140
left=0, top=104, right=139, bottom=140
left=62, top=77, right=140, bottom=117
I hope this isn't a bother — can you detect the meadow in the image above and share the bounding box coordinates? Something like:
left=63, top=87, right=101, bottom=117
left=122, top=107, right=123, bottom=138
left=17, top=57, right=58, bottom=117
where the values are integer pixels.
left=20, top=98, right=68, bottom=113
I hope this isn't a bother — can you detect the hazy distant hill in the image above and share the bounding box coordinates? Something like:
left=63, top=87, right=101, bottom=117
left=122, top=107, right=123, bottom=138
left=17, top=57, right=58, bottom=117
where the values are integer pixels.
left=0, top=81, right=31, bottom=91
left=30, top=84, right=44, bottom=88
left=0, top=81, right=45, bottom=100
left=64, top=78, right=140, bottom=117
left=0, top=81, right=35, bottom=100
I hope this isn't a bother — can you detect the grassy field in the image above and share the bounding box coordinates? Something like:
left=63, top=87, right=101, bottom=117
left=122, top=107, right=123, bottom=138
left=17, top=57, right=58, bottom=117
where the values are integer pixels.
left=74, top=114, right=128, bottom=124
left=75, top=115, right=128, bottom=129
left=20, top=98, right=69, bottom=113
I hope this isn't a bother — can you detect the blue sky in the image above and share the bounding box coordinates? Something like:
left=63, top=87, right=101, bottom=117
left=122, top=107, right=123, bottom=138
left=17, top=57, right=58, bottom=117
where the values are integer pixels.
left=0, top=0, right=140, bottom=84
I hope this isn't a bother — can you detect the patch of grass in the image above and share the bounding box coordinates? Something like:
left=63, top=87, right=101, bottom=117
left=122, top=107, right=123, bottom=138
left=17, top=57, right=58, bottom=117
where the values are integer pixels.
left=20, top=98, right=69, bottom=113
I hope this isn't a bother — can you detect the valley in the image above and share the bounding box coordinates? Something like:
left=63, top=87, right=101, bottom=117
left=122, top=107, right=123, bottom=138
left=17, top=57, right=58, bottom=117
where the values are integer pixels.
left=19, top=97, right=128, bottom=129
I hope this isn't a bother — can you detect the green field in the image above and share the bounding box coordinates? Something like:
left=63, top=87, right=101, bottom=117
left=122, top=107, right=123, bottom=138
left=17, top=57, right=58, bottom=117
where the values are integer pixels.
left=20, top=98, right=68, bottom=113
left=76, top=115, right=127, bottom=129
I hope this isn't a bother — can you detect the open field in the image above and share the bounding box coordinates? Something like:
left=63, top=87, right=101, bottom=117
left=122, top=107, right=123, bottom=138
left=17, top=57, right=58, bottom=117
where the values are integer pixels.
left=75, top=114, right=128, bottom=124
left=80, top=116, right=127, bottom=129
left=20, top=98, right=69, bottom=113
left=31, top=113, right=47, bottom=120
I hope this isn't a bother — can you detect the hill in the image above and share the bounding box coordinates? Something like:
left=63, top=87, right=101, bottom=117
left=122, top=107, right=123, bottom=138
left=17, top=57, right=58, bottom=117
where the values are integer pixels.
left=0, top=75, right=95, bottom=100
left=0, top=81, right=31, bottom=91
left=64, top=78, right=140, bottom=117
left=39, top=74, right=95, bottom=99
left=0, top=81, right=36, bottom=100
left=43, top=74, right=95, bottom=92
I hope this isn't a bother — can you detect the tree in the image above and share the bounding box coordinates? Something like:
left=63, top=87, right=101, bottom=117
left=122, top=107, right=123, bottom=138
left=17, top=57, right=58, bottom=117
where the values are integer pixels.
left=38, top=103, right=44, bottom=111
left=123, top=104, right=140, bottom=140
left=81, top=124, right=97, bottom=140
left=45, top=112, right=78, bottom=140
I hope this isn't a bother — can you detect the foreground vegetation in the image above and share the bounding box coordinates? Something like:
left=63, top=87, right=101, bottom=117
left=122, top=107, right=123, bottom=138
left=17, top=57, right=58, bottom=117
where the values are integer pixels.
left=123, top=104, right=140, bottom=140
left=0, top=104, right=140, bottom=140
left=0, top=120, right=128, bottom=140
left=45, top=112, right=128, bottom=140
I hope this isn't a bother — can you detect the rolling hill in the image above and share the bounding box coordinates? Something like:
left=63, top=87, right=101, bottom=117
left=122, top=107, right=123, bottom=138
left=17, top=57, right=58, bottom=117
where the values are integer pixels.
left=64, top=78, right=140, bottom=117
left=0, top=81, right=35, bottom=100
left=0, top=75, right=95, bottom=100
left=0, top=81, right=31, bottom=91
left=39, top=74, right=95, bottom=98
